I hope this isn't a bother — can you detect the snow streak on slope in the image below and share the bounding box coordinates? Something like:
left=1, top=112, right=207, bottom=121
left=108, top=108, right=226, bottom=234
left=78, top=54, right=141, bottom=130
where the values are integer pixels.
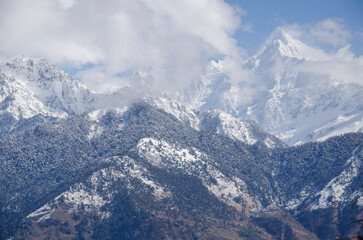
left=281, top=146, right=363, bottom=211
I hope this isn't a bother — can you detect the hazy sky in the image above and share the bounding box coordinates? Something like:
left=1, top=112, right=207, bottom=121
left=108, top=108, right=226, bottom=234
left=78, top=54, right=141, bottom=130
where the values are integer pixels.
left=0, top=0, right=362, bottom=93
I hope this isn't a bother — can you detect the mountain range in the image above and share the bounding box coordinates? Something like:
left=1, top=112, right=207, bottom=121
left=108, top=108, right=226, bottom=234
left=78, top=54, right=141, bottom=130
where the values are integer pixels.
left=177, top=28, right=363, bottom=145
left=0, top=29, right=362, bottom=240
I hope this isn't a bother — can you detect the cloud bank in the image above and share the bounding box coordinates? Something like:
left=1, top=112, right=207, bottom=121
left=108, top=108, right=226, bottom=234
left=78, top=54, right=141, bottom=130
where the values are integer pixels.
left=0, top=0, right=243, bottom=93
left=280, top=19, right=363, bottom=85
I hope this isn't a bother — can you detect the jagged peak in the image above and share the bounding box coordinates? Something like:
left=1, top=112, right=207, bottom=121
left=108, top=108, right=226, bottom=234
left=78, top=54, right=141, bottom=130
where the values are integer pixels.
left=8, top=56, right=45, bottom=70
left=2, top=56, right=68, bottom=86
left=265, top=28, right=295, bottom=44
left=0, top=56, right=96, bottom=116
left=255, top=27, right=327, bottom=61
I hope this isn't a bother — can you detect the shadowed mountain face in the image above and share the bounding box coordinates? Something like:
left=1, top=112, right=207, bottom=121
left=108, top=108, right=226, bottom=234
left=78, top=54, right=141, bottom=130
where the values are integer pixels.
left=0, top=102, right=361, bottom=240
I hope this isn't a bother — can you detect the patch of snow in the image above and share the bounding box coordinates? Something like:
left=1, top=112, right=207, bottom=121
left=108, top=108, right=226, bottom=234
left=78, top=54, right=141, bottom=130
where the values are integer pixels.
left=60, top=183, right=107, bottom=209
left=27, top=204, right=53, bottom=222
left=204, top=168, right=261, bottom=213
left=138, top=138, right=199, bottom=168
left=117, top=156, right=171, bottom=199
left=88, top=106, right=128, bottom=122
left=284, top=188, right=311, bottom=210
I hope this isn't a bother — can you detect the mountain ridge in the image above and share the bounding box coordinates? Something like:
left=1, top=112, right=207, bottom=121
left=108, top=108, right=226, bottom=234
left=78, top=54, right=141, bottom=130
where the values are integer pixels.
left=0, top=102, right=361, bottom=239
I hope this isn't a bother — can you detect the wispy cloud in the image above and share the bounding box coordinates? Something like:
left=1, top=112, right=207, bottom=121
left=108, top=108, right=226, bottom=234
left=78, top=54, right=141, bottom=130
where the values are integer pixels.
left=295, top=45, right=363, bottom=85
left=57, top=0, right=76, bottom=9
left=279, top=20, right=363, bottom=85
left=309, top=18, right=351, bottom=47
left=280, top=18, right=353, bottom=48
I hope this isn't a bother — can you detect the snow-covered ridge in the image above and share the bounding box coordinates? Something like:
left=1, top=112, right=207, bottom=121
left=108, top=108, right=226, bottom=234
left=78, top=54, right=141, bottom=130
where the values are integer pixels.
left=197, top=109, right=285, bottom=148
left=0, top=57, right=99, bottom=138
left=147, top=94, right=285, bottom=148
left=0, top=72, right=67, bottom=120
left=137, top=137, right=262, bottom=213
left=27, top=156, right=171, bottom=222
left=2, top=56, right=95, bottom=115
left=2, top=27, right=362, bottom=146
left=1, top=56, right=282, bottom=148
left=144, top=94, right=200, bottom=130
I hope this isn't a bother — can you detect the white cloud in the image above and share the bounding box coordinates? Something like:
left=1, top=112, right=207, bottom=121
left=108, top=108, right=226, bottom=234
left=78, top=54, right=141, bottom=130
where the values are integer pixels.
left=57, top=0, right=75, bottom=9
left=309, top=18, right=351, bottom=47
left=0, top=0, right=244, bottom=93
left=281, top=18, right=352, bottom=48
left=295, top=45, right=363, bottom=85
left=279, top=20, right=362, bottom=85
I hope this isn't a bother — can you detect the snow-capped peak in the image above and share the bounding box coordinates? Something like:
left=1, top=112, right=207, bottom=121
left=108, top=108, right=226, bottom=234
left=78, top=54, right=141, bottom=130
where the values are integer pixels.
left=0, top=57, right=99, bottom=138
left=255, top=28, right=327, bottom=62
left=2, top=56, right=95, bottom=115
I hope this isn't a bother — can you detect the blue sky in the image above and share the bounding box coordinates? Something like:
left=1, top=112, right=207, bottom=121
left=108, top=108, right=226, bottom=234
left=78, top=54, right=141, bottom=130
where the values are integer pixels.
left=226, top=0, right=363, bottom=55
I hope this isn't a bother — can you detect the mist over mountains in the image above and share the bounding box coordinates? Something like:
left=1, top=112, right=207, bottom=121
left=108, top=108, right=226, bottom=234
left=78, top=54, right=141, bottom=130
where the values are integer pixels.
left=1, top=29, right=362, bottom=144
